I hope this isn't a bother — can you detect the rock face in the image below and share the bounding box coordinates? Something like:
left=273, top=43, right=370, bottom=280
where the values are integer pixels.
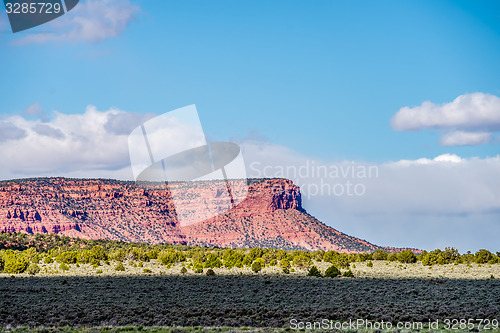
left=0, top=177, right=391, bottom=252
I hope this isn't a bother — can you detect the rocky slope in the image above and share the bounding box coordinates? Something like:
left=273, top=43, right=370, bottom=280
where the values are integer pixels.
left=0, top=177, right=396, bottom=252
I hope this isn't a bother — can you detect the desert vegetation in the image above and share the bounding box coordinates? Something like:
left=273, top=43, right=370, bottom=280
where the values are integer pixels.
left=1, top=233, right=499, bottom=278
left=0, top=273, right=498, bottom=330
left=0, top=232, right=499, bottom=331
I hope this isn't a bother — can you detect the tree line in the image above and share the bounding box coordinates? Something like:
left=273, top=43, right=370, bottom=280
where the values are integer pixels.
left=0, top=232, right=498, bottom=275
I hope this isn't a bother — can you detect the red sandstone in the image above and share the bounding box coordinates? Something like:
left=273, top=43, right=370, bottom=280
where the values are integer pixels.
left=0, top=178, right=414, bottom=252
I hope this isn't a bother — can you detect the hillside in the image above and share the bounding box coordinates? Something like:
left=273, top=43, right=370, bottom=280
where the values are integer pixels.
left=0, top=177, right=400, bottom=252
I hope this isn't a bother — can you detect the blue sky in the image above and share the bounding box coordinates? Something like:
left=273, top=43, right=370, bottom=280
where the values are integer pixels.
left=2, top=0, right=499, bottom=160
left=0, top=0, right=499, bottom=251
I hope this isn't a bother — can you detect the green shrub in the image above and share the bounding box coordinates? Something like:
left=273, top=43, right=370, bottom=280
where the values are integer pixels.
left=55, top=251, right=78, bottom=264
left=421, top=248, right=458, bottom=265
left=262, top=251, right=277, bottom=265
left=158, top=249, right=186, bottom=265
left=441, top=247, right=460, bottom=263
left=129, top=247, right=149, bottom=262
left=4, top=257, right=29, bottom=274
left=475, top=249, right=494, bottom=264
left=292, top=254, right=312, bottom=269
left=143, top=268, right=152, bottom=273
left=110, top=249, right=126, bottom=262
left=146, top=249, right=159, bottom=260
left=95, top=269, right=103, bottom=274
left=279, top=258, right=290, bottom=270
left=421, top=250, right=440, bottom=266
left=247, top=247, right=264, bottom=261
left=242, top=254, right=253, bottom=266
left=204, top=253, right=223, bottom=268
left=206, top=268, right=215, bottom=276
left=59, top=263, right=70, bottom=271
left=21, top=247, right=39, bottom=263
left=417, top=250, right=427, bottom=262
left=0, top=256, right=4, bottom=272
left=192, top=261, right=203, bottom=272
left=342, top=270, right=354, bottom=278
left=43, top=256, right=53, bottom=264
left=77, top=250, right=94, bottom=264
left=356, top=253, right=371, bottom=262
left=324, top=265, right=341, bottom=278
left=114, top=262, right=125, bottom=271
left=26, top=263, right=41, bottom=275
left=158, top=251, right=175, bottom=265
left=307, top=266, right=322, bottom=277
left=195, top=268, right=203, bottom=274
left=91, top=246, right=108, bottom=261
left=251, top=260, right=262, bottom=273
left=387, top=252, right=398, bottom=261
left=223, top=249, right=245, bottom=269
left=398, top=250, right=417, bottom=263
left=138, top=262, right=143, bottom=267
left=180, top=267, right=187, bottom=274
left=323, top=250, right=339, bottom=263
left=367, top=260, right=373, bottom=268
left=29, top=255, right=41, bottom=264
left=90, top=258, right=100, bottom=267
left=372, top=250, right=388, bottom=260
left=282, top=267, right=290, bottom=274
left=335, top=255, right=351, bottom=269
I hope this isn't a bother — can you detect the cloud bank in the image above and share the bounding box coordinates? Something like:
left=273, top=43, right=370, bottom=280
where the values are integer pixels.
left=13, top=0, right=139, bottom=45
left=242, top=140, right=500, bottom=252
left=0, top=105, right=151, bottom=180
left=391, top=93, right=500, bottom=146
left=440, top=131, right=492, bottom=147
left=0, top=122, right=27, bottom=142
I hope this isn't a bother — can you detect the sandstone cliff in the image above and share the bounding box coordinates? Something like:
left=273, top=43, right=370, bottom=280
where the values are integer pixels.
left=0, top=177, right=389, bottom=252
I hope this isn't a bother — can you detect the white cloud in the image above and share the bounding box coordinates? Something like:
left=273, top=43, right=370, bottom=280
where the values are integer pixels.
left=0, top=104, right=218, bottom=182
left=0, top=121, right=27, bottom=142
left=13, top=0, right=139, bottom=45
left=104, top=111, right=155, bottom=135
left=241, top=141, right=500, bottom=252
left=440, top=131, right=492, bottom=146
left=392, top=93, right=500, bottom=131
left=432, top=153, right=462, bottom=163
left=33, top=123, right=65, bottom=139
left=389, top=153, right=462, bottom=166
left=0, top=105, right=153, bottom=180
left=244, top=143, right=500, bottom=218
left=391, top=93, right=500, bottom=146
